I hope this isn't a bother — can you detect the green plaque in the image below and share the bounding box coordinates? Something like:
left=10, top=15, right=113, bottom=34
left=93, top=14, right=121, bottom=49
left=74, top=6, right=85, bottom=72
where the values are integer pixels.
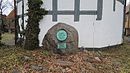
left=56, top=29, right=68, bottom=41
left=57, top=43, right=67, bottom=49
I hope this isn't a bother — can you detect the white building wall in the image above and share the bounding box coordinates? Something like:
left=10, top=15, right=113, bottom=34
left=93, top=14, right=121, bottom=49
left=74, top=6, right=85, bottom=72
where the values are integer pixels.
left=17, top=0, right=28, bottom=31
left=17, top=0, right=125, bottom=48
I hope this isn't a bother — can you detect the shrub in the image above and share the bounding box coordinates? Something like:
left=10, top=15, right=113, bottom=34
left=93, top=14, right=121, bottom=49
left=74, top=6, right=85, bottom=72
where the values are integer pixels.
left=24, top=0, right=47, bottom=50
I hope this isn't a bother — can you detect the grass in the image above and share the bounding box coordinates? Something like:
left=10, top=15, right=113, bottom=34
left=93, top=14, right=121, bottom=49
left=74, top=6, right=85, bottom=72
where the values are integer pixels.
left=0, top=43, right=130, bottom=72
left=0, top=46, right=43, bottom=71
left=1, top=33, right=130, bottom=72
left=0, top=46, right=26, bottom=67
left=101, top=42, right=130, bottom=73
left=1, top=33, right=14, bottom=42
left=1, top=33, right=15, bottom=45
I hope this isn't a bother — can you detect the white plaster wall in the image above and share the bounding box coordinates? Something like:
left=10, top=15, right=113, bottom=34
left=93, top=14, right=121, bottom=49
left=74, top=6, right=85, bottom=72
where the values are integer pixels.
left=17, top=1, right=22, bottom=15
left=17, top=0, right=124, bottom=48
left=17, top=0, right=28, bottom=31
left=17, top=0, right=28, bottom=15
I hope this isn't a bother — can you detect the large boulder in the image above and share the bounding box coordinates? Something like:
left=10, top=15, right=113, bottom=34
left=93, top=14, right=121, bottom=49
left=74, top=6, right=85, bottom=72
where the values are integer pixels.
left=42, top=23, right=78, bottom=54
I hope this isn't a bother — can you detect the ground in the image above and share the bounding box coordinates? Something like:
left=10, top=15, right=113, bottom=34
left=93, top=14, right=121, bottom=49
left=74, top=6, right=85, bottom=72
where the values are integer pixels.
left=0, top=33, right=130, bottom=73
left=1, top=33, right=15, bottom=46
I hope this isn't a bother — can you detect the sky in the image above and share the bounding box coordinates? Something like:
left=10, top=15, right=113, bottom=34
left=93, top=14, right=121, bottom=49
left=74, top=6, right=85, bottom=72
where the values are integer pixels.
left=2, top=0, right=130, bottom=16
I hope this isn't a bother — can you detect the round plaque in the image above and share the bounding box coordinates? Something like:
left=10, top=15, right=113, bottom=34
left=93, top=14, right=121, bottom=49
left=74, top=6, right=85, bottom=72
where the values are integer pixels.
left=56, top=29, right=68, bottom=41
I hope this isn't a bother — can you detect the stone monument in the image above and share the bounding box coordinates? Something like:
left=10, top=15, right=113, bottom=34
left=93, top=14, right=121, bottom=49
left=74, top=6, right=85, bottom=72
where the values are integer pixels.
left=42, top=23, right=78, bottom=55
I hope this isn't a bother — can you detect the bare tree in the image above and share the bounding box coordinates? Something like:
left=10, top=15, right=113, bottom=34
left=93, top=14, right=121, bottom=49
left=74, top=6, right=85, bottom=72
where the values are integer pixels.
left=0, top=0, right=3, bottom=15
left=0, top=0, right=3, bottom=45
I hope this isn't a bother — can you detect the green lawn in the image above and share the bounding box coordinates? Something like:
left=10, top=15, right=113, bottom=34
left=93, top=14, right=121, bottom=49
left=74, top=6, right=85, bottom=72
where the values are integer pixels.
left=1, top=33, right=15, bottom=45
left=1, top=33, right=14, bottom=42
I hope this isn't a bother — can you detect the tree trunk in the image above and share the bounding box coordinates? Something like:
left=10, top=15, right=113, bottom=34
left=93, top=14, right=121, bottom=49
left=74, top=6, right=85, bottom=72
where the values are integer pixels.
left=0, top=9, right=2, bottom=46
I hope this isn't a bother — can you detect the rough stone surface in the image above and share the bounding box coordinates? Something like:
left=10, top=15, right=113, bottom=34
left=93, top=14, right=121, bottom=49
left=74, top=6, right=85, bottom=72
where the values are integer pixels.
left=20, top=56, right=32, bottom=62
left=55, top=60, right=73, bottom=67
left=94, top=57, right=102, bottom=62
left=31, top=65, right=43, bottom=71
left=42, top=23, right=79, bottom=54
left=12, top=68, right=21, bottom=73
